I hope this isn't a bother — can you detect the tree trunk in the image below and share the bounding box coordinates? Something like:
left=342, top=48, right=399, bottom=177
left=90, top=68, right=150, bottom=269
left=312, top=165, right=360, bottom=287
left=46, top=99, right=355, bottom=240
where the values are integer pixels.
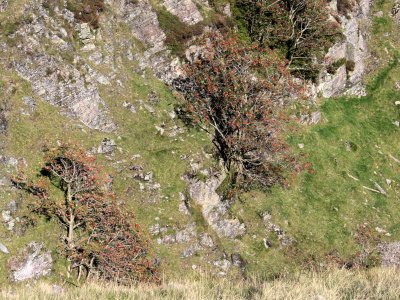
left=66, top=184, right=75, bottom=250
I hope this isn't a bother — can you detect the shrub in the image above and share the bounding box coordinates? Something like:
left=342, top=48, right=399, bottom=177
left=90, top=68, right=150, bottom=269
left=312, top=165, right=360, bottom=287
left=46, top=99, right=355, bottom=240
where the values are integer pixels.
left=235, top=0, right=341, bottom=80
left=13, top=142, right=159, bottom=285
left=174, top=32, right=299, bottom=189
left=157, top=8, right=233, bottom=57
left=66, top=0, right=105, bottom=29
left=337, top=0, right=357, bottom=15
left=346, top=60, right=356, bottom=72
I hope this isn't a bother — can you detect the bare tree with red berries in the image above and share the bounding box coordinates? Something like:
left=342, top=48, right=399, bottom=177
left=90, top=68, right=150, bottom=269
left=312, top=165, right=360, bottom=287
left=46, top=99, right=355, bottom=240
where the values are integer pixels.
left=14, top=142, right=159, bottom=284
left=175, top=32, right=299, bottom=189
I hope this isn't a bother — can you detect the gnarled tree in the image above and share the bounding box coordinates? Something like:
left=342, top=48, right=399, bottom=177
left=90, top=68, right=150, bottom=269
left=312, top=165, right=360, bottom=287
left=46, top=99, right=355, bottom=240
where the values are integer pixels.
left=13, top=142, right=158, bottom=284
left=236, top=0, right=341, bottom=79
left=174, top=32, right=299, bottom=189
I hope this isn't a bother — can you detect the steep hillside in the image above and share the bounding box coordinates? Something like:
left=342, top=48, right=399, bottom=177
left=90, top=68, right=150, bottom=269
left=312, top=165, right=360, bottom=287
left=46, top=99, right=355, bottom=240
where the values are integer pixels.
left=0, top=0, right=399, bottom=291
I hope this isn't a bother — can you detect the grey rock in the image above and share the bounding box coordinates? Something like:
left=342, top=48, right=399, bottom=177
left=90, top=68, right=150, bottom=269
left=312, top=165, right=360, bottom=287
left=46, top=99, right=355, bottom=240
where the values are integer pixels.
left=123, top=101, right=137, bottom=113
left=318, top=65, right=347, bottom=98
left=157, top=234, right=176, bottom=244
left=186, top=174, right=246, bottom=239
left=144, top=172, right=153, bottom=181
left=81, top=43, right=96, bottom=52
left=214, top=219, right=246, bottom=239
left=0, top=176, right=8, bottom=186
left=231, top=253, right=246, bottom=269
left=97, top=138, right=116, bottom=154
left=0, top=0, right=7, bottom=12
left=22, top=96, right=36, bottom=113
left=182, top=243, right=202, bottom=258
left=10, top=242, right=52, bottom=282
left=213, top=258, right=231, bottom=272
left=378, top=242, right=400, bottom=267
left=77, top=23, right=94, bottom=44
left=149, top=223, right=168, bottom=236
left=2, top=210, right=15, bottom=231
left=263, top=212, right=295, bottom=248
left=96, top=74, right=110, bottom=85
left=14, top=54, right=116, bottom=132
left=199, top=233, right=214, bottom=248
left=0, top=242, right=9, bottom=254
left=310, top=111, right=321, bottom=124
left=8, top=201, right=17, bottom=213
left=157, top=222, right=196, bottom=244
left=318, top=0, right=371, bottom=97
left=392, top=1, right=400, bottom=20
left=223, top=3, right=232, bottom=17
left=120, top=0, right=181, bottom=83
left=88, top=51, right=103, bottom=65
left=62, top=9, right=75, bottom=24
left=178, top=202, right=190, bottom=215
left=163, top=0, right=204, bottom=25
left=175, top=222, right=197, bottom=243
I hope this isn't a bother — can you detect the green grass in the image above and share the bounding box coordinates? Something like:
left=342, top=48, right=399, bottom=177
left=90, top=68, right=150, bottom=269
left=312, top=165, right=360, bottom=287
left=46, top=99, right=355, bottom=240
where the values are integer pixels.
left=228, top=43, right=400, bottom=278
left=1, top=0, right=400, bottom=286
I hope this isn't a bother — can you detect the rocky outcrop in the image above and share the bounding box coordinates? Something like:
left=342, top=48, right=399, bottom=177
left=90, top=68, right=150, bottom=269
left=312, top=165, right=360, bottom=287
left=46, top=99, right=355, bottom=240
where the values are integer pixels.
left=318, top=0, right=371, bottom=98
left=186, top=174, right=245, bottom=239
left=115, top=0, right=182, bottom=83
left=14, top=54, right=116, bottom=132
left=163, top=0, right=204, bottom=25
left=9, top=242, right=52, bottom=282
left=8, top=3, right=116, bottom=132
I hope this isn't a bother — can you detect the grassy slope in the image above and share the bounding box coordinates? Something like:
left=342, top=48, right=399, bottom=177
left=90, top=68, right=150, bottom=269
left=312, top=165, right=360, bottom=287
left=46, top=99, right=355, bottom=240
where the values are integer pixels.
left=226, top=0, right=400, bottom=276
left=0, top=0, right=399, bottom=287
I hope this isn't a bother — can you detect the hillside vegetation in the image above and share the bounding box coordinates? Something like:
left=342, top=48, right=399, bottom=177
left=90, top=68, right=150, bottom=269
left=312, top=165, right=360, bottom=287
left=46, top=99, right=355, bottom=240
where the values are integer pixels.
left=2, top=268, right=400, bottom=299
left=0, top=0, right=399, bottom=297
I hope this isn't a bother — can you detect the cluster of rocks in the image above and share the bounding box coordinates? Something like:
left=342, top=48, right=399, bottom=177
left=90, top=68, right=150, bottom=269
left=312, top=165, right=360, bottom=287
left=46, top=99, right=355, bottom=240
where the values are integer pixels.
left=129, top=164, right=161, bottom=194
left=317, top=0, right=371, bottom=98
left=97, top=138, right=117, bottom=154
left=2, top=201, right=18, bottom=232
left=262, top=212, right=295, bottom=249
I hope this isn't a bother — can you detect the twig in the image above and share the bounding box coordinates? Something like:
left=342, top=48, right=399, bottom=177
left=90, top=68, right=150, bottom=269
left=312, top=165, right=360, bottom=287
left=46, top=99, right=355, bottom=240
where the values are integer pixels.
left=347, top=173, right=359, bottom=181
left=362, top=186, right=382, bottom=194
left=372, top=181, right=387, bottom=196
left=389, top=153, right=400, bottom=164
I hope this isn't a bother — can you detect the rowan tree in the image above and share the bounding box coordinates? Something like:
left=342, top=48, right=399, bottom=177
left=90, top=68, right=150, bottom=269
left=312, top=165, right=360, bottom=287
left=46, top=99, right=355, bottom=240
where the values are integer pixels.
left=13, top=142, right=158, bottom=284
left=174, top=32, right=299, bottom=189
left=236, top=0, right=341, bottom=79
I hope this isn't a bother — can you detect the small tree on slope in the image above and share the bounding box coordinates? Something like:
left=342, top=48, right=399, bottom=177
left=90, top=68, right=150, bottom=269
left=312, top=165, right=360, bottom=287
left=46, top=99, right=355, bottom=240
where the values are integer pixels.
left=236, top=0, right=341, bottom=80
left=174, top=32, right=300, bottom=189
left=13, top=142, right=159, bottom=285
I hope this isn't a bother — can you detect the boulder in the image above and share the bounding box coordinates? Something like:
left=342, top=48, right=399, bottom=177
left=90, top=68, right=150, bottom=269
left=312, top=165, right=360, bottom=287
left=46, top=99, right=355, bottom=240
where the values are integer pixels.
left=0, top=0, right=7, bottom=12
left=186, top=174, right=246, bottom=239
left=9, top=242, right=52, bottom=282
left=163, top=0, right=204, bottom=25
left=0, top=242, right=9, bottom=254
left=97, top=138, right=116, bottom=154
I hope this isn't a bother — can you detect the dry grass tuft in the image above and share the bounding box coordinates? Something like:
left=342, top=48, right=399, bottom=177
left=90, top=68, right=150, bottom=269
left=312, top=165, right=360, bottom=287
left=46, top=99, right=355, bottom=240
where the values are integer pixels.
left=1, top=267, right=400, bottom=299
